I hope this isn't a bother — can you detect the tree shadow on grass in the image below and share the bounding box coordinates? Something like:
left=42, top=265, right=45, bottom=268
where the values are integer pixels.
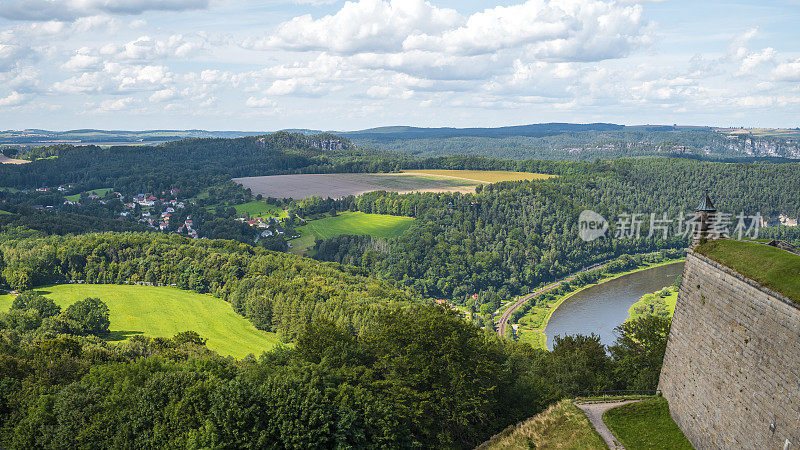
left=104, top=330, right=145, bottom=342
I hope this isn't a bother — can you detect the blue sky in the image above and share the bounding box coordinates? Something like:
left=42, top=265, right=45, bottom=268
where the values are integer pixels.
left=0, top=0, right=798, bottom=131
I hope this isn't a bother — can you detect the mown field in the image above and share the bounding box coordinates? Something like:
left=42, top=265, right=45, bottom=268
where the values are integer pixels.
left=290, top=211, right=414, bottom=255
left=233, top=201, right=288, bottom=219
left=65, top=187, right=112, bottom=201
left=9, top=284, right=282, bottom=357
left=0, top=293, right=12, bottom=310
left=402, top=169, right=556, bottom=183
left=234, top=173, right=481, bottom=199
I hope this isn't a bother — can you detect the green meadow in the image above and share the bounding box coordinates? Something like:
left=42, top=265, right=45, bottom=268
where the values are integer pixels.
left=4, top=284, right=282, bottom=358
left=233, top=201, right=288, bottom=219
left=0, top=293, right=13, bottom=310
left=290, top=211, right=414, bottom=255
left=65, top=187, right=113, bottom=201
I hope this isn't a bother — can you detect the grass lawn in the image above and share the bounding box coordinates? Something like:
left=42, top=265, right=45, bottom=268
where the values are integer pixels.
left=477, top=399, right=606, bottom=450
left=695, top=239, right=800, bottom=304
left=233, top=201, right=288, bottom=219
left=403, top=169, right=556, bottom=183
left=290, top=211, right=413, bottom=255
left=21, top=284, right=281, bottom=358
left=627, top=286, right=678, bottom=321
left=603, top=397, right=693, bottom=449
left=65, top=187, right=112, bottom=201
left=0, top=293, right=13, bottom=310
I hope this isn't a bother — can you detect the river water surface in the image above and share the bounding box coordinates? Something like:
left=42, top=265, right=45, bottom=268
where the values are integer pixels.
left=545, top=262, right=685, bottom=350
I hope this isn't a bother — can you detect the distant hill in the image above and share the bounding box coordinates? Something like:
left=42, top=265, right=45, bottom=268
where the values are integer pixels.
left=339, top=123, right=625, bottom=139
left=3, top=124, right=799, bottom=160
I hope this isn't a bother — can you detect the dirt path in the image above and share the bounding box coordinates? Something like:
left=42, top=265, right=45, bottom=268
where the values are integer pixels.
left=576, top=400, right=640, bottom=449
left=496, top=260, right=611, bottom=338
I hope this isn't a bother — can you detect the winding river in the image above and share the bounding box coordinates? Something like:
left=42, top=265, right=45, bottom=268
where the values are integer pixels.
left=544, top=262, right=685, bottom=350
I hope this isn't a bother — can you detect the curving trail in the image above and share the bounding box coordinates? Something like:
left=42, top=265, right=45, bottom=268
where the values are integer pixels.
left=576, top=400, right=641, bottom=449
left=496, top=261, right=611, bottom=338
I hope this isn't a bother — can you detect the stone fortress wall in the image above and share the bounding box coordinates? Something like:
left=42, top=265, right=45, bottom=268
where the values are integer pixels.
left=659, top=250, right=800, bottom=449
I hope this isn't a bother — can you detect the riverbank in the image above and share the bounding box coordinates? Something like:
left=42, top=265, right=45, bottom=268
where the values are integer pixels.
left=516, top=258, right=685, bottom=349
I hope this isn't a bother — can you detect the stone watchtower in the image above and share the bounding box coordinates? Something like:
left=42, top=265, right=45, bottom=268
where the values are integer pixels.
left=692, top=193, right=717, bottom=246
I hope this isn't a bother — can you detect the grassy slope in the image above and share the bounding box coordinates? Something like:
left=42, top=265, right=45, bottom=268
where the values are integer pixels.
left=403, top=169, right=556, bottom=183
left=25, top=285, right=281, bottom=358
left=515, top=259, right=685, bottom=350
left=603, top=397, right=693, bottom=449
left=233, top=201, right=288, bottom=219
left=65, top=187, right=112, bottom=201
left=477, top=399, right=606, bottom=450
left=695, top=239, right=800, bottom=304
left=0, top=293, right=12, bottom=310
left=290, top=212, right=414, bottom=255
left=627, top=286, right=678, bottom=321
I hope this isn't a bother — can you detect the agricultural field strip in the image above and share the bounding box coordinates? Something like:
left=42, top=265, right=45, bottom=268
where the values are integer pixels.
left=402, top=170, right=556, bottom=183
left=234, top=171, right=549, bottom=199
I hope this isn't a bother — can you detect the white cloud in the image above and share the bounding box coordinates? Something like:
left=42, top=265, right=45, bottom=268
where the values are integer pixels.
left=106, top=34, right=206, bottom=61
left=245, top=96, right=276, bottom=108
left=404, top=0, right=652, bottom=60
left=0, top=91, right=26, bottom=106
left=61, top=48, right=102, bottom=71
left=772, top=60, right=800, bottom=82
left=149, top=88, right=178, bottom=102
left=0, top=0, right=210, bottom=22
left=256, top=0, right=652, bottom=63
left=96, top=96, right=135, bottom=112
left=737, top=47, right=776, bottom=75
left=293, top=0, right=339, bottom=4
left=246, top=0, right=461, bottom=54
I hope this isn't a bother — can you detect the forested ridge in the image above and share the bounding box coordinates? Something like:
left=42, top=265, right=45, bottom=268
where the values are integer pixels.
left=0, top=231, right=414, bottom=341
left=0, top=133, right=406, bottom=193
left=311, top=158, right=800, bottom=312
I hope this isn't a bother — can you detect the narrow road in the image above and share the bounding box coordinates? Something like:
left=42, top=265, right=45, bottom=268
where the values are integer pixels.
left=575, top=400, right=641, bottom=449
left=496, top=260, right=611, bottom=338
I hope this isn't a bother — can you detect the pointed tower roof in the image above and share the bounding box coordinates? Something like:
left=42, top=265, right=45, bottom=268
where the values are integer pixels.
left=696, top=193, right=716, bottom=212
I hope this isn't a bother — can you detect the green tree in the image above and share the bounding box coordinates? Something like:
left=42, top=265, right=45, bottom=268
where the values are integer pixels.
left=63, top=297, right=110, bottom=336
left=11, top=291, right=61, bottom=318
left=609, top=315, right=672, bottom=390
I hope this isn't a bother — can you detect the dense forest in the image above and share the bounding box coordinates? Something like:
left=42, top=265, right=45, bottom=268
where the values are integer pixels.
left=0, top=290, right=671, bottom=448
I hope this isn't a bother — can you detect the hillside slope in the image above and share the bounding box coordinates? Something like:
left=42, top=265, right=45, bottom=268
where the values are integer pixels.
left=477, top=399, right=606, bottom=450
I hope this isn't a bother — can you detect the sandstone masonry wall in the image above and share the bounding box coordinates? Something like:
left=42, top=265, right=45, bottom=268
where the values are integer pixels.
left=659, top=251, right=800, bottom=449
